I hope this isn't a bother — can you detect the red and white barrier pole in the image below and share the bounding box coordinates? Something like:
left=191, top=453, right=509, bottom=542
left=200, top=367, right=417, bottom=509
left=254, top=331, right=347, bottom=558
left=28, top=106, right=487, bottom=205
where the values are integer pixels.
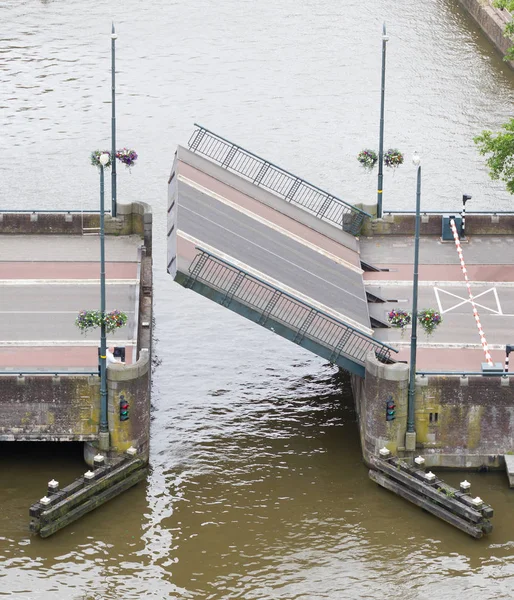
left=449, top=219, right=493, bottom=366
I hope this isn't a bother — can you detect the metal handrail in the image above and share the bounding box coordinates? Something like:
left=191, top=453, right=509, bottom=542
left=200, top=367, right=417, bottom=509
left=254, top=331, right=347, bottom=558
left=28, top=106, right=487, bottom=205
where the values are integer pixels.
left=188, top=124, right=370, bottom=236
left=417, top=371, right=511, bottom=377
left=385, top=210, right=514, bottom=215
left=0, top=210, right=110, bottom=214
left=186, top=248, right=397, bottom=366
left=0, top=371, right=98, bottom=376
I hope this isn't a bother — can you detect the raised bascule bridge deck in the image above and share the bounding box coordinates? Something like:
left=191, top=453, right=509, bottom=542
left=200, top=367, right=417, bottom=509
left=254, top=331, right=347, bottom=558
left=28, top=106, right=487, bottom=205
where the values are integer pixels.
left=167, top=125, right=397, bottom=377
left=168, top=126, right=514, bottom=378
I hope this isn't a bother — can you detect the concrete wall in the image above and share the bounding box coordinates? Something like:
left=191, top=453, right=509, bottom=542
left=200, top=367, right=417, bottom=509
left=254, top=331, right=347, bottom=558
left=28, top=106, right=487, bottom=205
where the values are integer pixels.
left=354, top=352, right=514, bottom=470
left=362, top=213, right=514, bottom=236
left=0, top=356, right=150, bottom=463
left=105, top=351, right=151, bottom=461
left=0, top=375, right=100, bottom=441
left=414, top=374, right=512, bottom=469
left=0, top=202, right=152, bottom=256
left=456, top=0, right=514, bottom=67
left=352, top=353, right=409, bottom=463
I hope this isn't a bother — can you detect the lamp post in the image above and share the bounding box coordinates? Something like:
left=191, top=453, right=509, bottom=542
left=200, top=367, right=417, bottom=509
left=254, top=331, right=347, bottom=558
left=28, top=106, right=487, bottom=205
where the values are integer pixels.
left=111, top=23, right=118, bottom=217
left=377, top=23, right=389, bottom=219
left=99, top=152, right=110, bottom=449
left=406, top=151, right=421, bottom=450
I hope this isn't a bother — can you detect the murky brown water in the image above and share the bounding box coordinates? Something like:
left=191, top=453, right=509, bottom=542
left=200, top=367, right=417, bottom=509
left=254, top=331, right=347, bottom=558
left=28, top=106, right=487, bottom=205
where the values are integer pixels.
left=3, top=0, right=514, bottom=598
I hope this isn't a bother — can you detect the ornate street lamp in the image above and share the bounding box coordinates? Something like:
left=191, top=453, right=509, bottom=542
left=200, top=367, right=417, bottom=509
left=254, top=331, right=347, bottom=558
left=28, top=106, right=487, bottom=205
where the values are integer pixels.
left=406, top=151, right=421, bottom=450
left=377, top=23, right=389, bottom=219
left=111, top=23, right=118, bottom=217
left=99, top=152, right=110, bottom=446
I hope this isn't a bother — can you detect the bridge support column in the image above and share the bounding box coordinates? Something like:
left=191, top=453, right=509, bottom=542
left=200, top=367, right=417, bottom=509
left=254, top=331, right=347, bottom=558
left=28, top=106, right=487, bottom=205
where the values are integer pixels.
left=353, top=352, right=409, bottom=465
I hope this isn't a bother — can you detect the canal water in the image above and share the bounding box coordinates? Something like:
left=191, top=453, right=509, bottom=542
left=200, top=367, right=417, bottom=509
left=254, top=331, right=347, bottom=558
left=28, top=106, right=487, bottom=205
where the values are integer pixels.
left=2, top=0, right=514, bottom=597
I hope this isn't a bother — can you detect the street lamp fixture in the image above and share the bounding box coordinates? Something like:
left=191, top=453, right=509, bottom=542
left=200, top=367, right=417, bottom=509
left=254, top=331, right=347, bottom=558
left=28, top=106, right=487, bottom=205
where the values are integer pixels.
left=406, top=151, right=421, bottom=450
left=99, top=152, right=110, bottom=448
left=377, top=22, right=389, bottom=219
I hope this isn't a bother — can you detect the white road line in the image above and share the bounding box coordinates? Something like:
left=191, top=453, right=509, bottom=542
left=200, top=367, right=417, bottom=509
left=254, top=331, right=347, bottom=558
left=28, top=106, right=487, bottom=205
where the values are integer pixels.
left=0, top=311, right=135, bottom=314
left=434, top=287, right=502, bottom=315
left=390, top=341, right=510, bottom=350
left=0, top=279, right=138, bottom=285
left=0, top=340, right=136, bottom=347
left=364, top=280, right=514, bottom=288
left=180, top=207, right=368, bottom=307
left=178, top=231, right=373, bottom=335
left=178, top=174, right=363, bottom=274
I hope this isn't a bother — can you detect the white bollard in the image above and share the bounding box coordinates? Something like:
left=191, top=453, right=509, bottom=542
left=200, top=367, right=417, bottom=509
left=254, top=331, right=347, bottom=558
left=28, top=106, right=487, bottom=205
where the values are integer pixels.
left=460, top=480, right=471, bottom=493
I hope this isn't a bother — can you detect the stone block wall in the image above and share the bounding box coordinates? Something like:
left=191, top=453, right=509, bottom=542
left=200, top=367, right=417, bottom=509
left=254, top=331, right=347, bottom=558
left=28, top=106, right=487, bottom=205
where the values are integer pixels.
left=360, top=213, right=514, bottom=237
left=354, top=352, right=514, bottom=470
left=352, top=353, right=410, bottom=464
left=456, top=0, right=514, bottom=67
left=0, top=202, right=152, bottom=255
left=105, top=351, right=151, bottom=461
left=0, top=375, right=100, bottom=441
left=415, top=374, right=513, bottom=468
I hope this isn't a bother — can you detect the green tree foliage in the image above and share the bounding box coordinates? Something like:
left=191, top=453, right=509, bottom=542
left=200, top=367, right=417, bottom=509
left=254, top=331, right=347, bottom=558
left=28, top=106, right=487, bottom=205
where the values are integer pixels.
left=474, top=118, right=514, bottom=194
left=494, top=0, right=514, bottom=59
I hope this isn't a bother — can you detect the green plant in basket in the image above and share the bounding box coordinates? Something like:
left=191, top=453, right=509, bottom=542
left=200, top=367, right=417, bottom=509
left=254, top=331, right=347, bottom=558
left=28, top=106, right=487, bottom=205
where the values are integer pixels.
left=75, top=310, right=128, bottom=334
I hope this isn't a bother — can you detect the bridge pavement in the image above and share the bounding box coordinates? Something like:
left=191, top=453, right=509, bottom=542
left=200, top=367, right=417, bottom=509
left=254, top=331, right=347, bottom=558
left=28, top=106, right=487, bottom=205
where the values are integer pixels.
left=172, top=148, right=372, bottom=335
left=361, top=235, right=514, bottom=371
left=0, top=235, right=141, bottom=370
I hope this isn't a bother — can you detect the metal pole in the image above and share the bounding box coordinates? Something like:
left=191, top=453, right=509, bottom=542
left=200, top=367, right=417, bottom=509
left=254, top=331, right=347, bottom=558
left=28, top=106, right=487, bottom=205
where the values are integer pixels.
left=99, top=164, right=108, bottom=433
left=461, top=194, right=471, bottom=238
left=505, top=345, right=513, bottom=375
left=377, top=23, right=388, bottom=219
left=111, top=23, right=117, bottom=217
left=407, top=164, right=421, bottom=434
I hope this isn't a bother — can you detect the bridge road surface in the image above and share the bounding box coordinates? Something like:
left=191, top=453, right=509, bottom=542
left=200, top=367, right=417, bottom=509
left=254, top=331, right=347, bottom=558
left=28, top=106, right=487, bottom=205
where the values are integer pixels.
left=0, top=235, right=141, bottom=370
left=173, top=152, right=373, bottom=338
left=361, top=235, right=514, bottom=371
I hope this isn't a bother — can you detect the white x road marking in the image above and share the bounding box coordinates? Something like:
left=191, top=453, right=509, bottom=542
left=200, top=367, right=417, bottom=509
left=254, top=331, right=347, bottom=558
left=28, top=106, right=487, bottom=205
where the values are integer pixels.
left=434, top=287, right=503, bottom=315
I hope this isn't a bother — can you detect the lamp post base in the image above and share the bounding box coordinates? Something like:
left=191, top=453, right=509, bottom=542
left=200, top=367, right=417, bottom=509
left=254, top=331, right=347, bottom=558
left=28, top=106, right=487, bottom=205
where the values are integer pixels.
left=98, top=431, right=110, bottom=452
left=405, top=431, right=416, bottom=452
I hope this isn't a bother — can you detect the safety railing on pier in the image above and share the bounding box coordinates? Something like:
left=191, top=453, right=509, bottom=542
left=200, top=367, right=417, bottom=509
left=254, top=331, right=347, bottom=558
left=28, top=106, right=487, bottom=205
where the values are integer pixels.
left=185, top=249, right=397, bottom=367
left=188, top=124, right=370, bottom=236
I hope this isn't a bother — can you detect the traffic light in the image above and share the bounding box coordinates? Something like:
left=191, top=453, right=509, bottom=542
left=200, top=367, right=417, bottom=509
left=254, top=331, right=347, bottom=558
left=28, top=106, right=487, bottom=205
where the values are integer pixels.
left=386, top=396, right=396, bottom=421
left=119, top=395, right=129, bottom=421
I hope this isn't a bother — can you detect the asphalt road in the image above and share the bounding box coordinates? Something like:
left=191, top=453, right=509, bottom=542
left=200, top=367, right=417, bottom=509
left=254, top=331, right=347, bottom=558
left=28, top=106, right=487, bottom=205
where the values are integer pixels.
left=178, top=184, right=370, bottom=329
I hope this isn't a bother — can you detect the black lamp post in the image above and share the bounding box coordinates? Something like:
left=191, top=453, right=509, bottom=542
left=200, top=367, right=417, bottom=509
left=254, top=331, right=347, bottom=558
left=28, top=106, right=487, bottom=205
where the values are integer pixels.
left=98, top=152, right=110, bottom=438
left=407, top=151, right=421, bottom=441
left=111, top=23, right=118, bottom=217
left=377, top=23, right=389, bottom=219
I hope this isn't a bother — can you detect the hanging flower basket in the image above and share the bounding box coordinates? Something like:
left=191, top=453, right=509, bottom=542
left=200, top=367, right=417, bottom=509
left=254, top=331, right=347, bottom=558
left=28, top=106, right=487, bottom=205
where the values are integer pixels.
left=90, top=150, right=112, bottom=169
left=357, top=149, right=378, bottom=171
left=418, top=308, right=442, bottom=337
left=387, top=308, right=411, bottom=335
left=115, top=147, right=138, bottom=169
left=384, top=148, right=404, bottom=169
left=75, top=310, right=128, bottom=334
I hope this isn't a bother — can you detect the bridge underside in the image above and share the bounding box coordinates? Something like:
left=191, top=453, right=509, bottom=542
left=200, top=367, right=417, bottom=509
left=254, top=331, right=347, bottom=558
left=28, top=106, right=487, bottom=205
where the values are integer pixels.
left=167, top=130, right=396, bottom=376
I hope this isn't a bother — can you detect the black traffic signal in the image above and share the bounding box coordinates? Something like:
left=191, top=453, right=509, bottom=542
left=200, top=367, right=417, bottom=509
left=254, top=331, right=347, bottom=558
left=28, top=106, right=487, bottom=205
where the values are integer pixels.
left=119, top=395, right=129, bottom=422
left=386, top=396, right=396, bottom=421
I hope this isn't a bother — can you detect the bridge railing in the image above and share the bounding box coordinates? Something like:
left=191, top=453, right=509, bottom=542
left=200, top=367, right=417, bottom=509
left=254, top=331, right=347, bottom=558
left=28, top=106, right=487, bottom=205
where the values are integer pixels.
left=185, top=249, right=397, bottom=367
left=188, top=124, right=370, bottom=236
